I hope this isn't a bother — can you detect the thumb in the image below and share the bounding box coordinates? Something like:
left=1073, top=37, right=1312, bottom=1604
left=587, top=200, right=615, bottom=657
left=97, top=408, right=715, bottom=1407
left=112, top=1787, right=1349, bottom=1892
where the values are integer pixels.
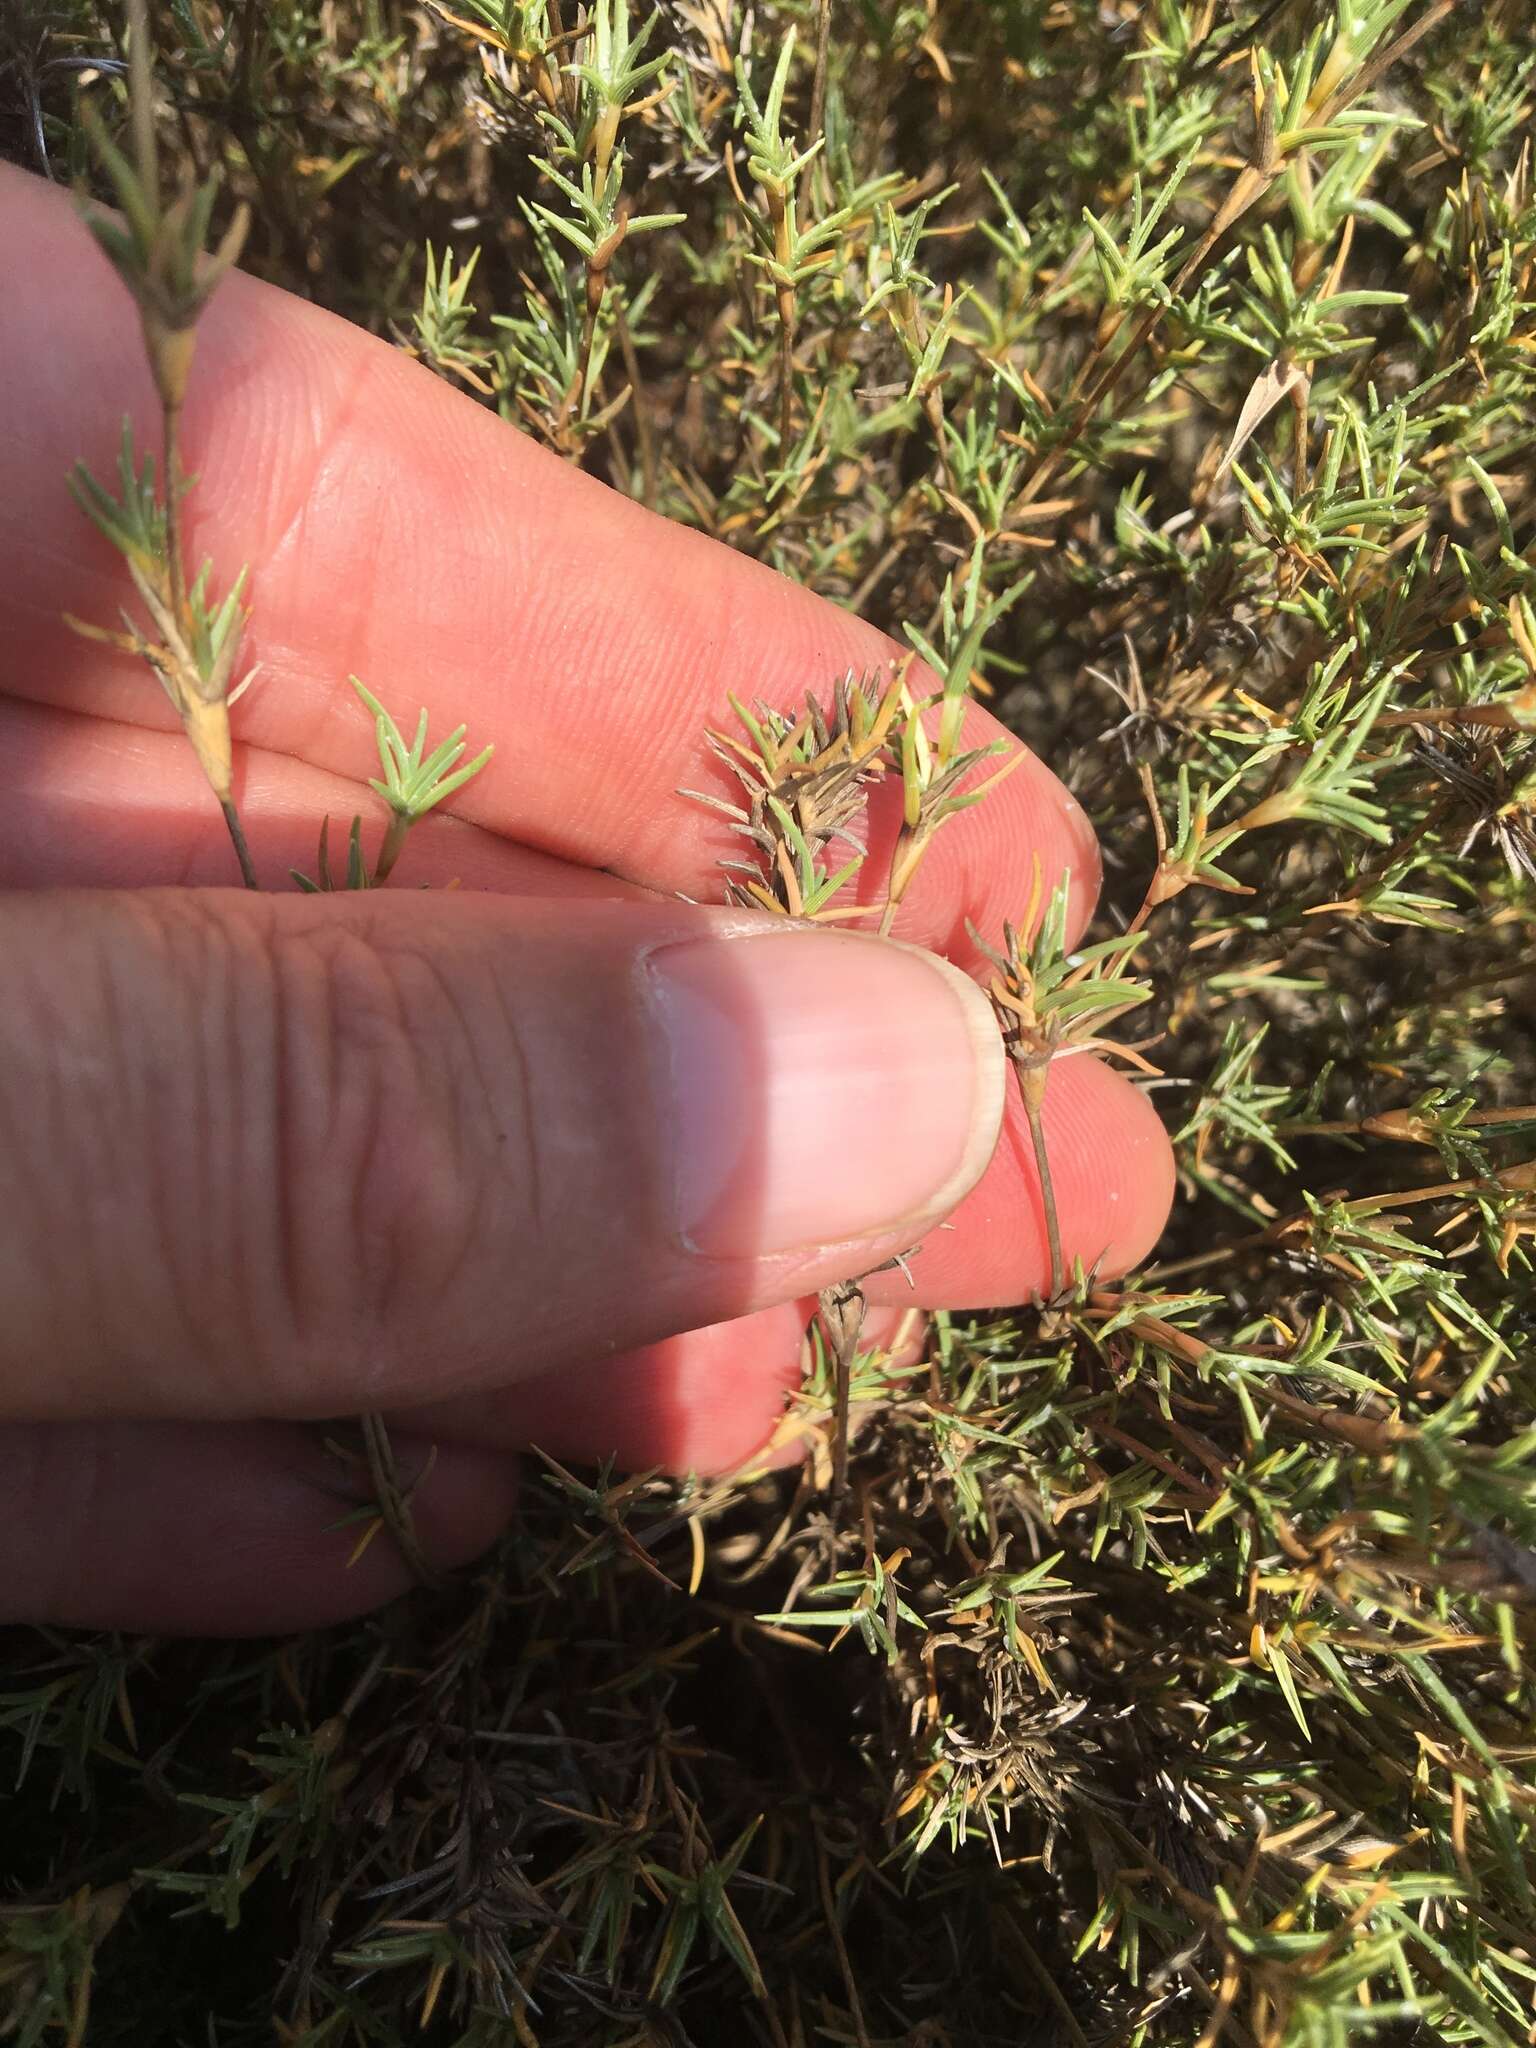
left=0, top=889, right=1003, bottom=1421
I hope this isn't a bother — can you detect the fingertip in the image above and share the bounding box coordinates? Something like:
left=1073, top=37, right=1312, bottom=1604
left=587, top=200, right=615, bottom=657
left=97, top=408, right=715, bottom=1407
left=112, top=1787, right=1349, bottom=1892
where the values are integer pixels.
left=403, top=1300, right=933, bottom=1479
left=0, top=1420, right=517, bottom=1636
left=408, top=1303, right=812, bottom=1476
left=863, top=1052, right=1175, bottom=1308
left=383, top=1433, right=522, bottom=1578
left=1041, top=1053, right=1177, bottom=1276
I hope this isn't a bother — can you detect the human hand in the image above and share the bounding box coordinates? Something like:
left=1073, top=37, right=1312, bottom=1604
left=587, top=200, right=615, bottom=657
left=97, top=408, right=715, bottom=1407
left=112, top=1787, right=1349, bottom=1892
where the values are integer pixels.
left=0, top=164, right=1173, bottom=1634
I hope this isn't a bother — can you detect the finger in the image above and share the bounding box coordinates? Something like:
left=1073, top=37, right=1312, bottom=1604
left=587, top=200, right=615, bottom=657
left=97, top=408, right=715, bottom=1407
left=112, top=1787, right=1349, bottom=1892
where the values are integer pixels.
left=0, top=699, right=1172, bottom=1311
left=0, top=1420, right=516, bottom=1634
left=425, top=1302, right=815, bottom=1474
left=0, top=694, right=645, bottom=900
left=401, top=1299, right=899, bottom=1472
left=396, top=1301, right=928, bottom=1476
left=0, top=164, right=1101, bottom=957
left=863, top=1051, right=1176, bottom=1307
left=0, top=887, right=1002, bottom=1420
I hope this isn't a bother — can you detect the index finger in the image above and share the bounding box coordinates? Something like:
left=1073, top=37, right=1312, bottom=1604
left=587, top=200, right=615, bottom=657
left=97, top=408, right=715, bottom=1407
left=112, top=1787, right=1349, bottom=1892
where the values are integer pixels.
left=0, top=164, right=1100, bottom=960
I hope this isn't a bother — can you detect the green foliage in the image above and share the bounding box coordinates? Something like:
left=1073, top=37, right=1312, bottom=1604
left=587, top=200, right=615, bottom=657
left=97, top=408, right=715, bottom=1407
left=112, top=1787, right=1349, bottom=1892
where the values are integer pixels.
left=288, top=682, right=493, bottom=891
left=351, top=679, right=494, bottom=829
left=66, top=417, right=167, bottom=575
left=74, top=89, right=246, bottom=373
left=412, top=240, right=493, bottom=390
left=6, top=0, right=1536, bottom=2043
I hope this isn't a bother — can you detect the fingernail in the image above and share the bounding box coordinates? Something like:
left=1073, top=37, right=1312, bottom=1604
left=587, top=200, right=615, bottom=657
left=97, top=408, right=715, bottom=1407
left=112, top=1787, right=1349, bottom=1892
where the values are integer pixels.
left=644, top=928, right=1005, bottom=1260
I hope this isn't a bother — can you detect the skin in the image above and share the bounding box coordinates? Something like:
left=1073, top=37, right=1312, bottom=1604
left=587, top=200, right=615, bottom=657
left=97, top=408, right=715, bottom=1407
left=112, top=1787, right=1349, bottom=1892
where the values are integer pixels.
left=0, top=164, right=1174, bottom=1634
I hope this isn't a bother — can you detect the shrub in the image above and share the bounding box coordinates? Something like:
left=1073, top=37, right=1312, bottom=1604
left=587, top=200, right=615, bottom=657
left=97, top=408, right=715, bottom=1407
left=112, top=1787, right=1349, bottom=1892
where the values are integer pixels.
left=3, top=1, right=1535, bottom=2042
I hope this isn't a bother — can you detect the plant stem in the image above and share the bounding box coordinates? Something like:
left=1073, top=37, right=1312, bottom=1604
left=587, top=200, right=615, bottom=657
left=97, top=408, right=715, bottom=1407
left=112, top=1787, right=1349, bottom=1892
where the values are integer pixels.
left=373, top=810, right=412, bottom=885
left=219, top=796, right=260, bottom=891
left=1021, top=1073, right=1065, bottom=1299
left=556, top=241, right=614, bottom=441
left=359, top=1410, right=440, bottom=1589
left=777, top=303, right=795, bottom=454
left=768, top=188, right=797, bottom=453
left=819, top=1282, right=864, bottom=1516
left=161, top=397, right=189, bottom=632
left=1279, top=1104, right=1536, bottom=1141
left=806, top=0, right=832, bottom=162
left=1006, top=1910, right=1093, bottom=2048
left=126, top=0, right=157, bottom=199
left=1150, top=1158, right=1534, bottom=1283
